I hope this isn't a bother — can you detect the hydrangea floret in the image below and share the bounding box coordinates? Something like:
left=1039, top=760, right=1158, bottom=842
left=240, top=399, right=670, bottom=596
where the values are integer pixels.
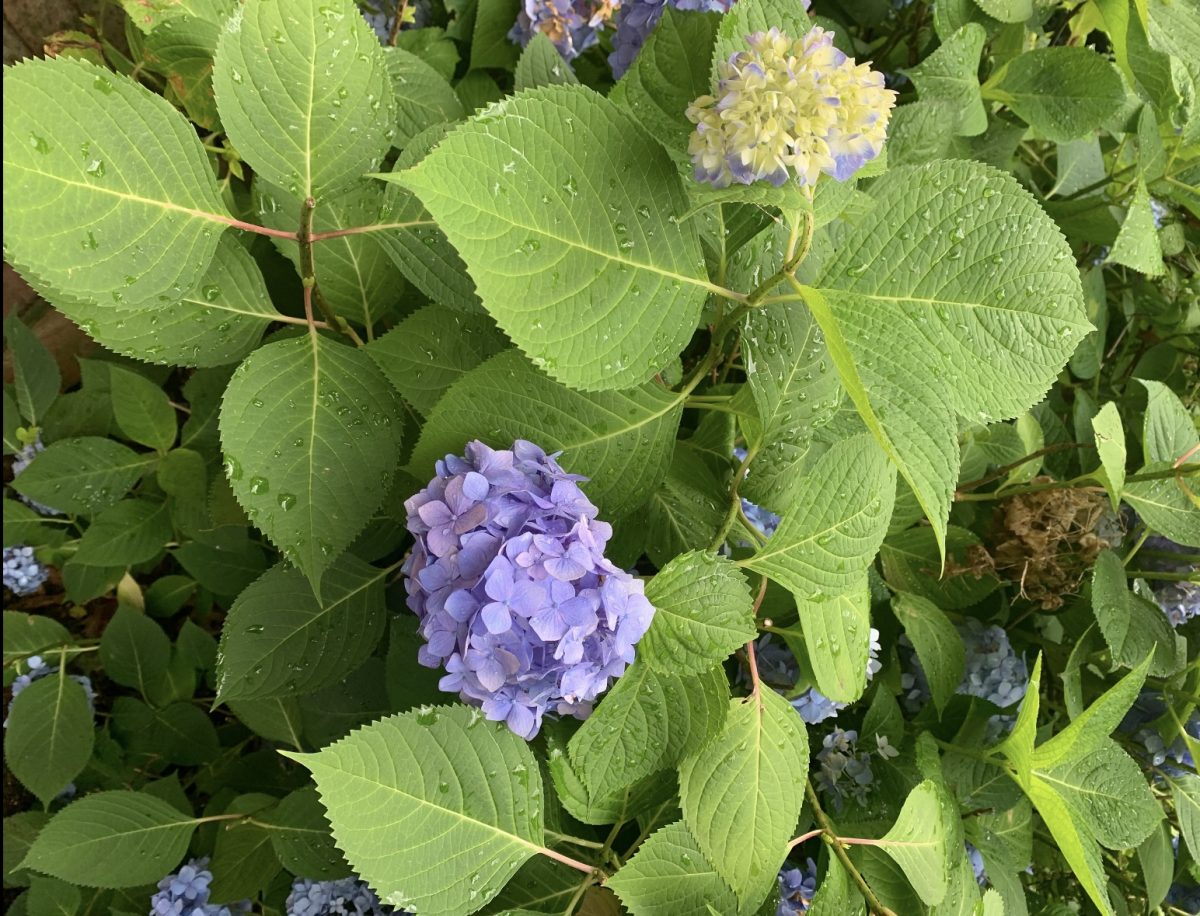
left=776, top=857, right=819, bottom=914
left=286, top=876, right=399, bottom=915
left=508, top=0, right=620, bottom=61
left=608, top=0, right=737, bottom=77
left=902, top=618, right=1028, bottom=714
left=150, top=858, right=251, bottom=916
left=687, top=26, right=896, bottom=188
left=814, top=726, right=875, bottom=807
left=403, top=439, right=655, bottom=739
left=3, top=545, right=50, bottom=596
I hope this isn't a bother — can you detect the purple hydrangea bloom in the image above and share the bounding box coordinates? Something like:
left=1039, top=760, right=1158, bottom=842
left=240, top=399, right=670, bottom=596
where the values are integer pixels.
left=508, top=0, right=619, bottom=62
left=404, top=440, right=656, bottom=739
left=965, top=841, right=987, bottom=887
left=776, top=857, right=819, bottom=914
left=150, top=858, right=251, bottom=916
left=3, top=546, right=49, bottom=595
left=286, top=876, right=399, bottom=914
left=733, top=448, right=781, bottom=540
left=608, top=0, right=737, bottom=78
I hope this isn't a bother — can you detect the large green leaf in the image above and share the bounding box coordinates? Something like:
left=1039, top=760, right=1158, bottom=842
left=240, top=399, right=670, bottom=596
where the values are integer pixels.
left=891, top=593, right=965, bottom=715
left=262, top=787, right=350, bottom=881
left=212, top=0, right=396, bottom=199
left=1139, top=380, right=1198, bottom=464
left=407, top=350, right=683, bottom=518
left=1090, top=550, right=1183, bottom=675
left=1107, top=178, right=1165, bottom=275
left=679, top=689, right=808, bottom=904
left=982, top=47, right=1126, bottom=142
left=20, top=791, right=197, bottom=888
left=738, top=297, right=842, bottom=516
left=905, top=24, right=988, bottom=136
left=3, top=56, right=230, bottom=307
left=740, top=434, right=895, bottom=600
left=216, top=555, right=388, bottom=701
left=4, top=675, right=94, bottom=806
left=878, top=781, right=952, bottom=906
left=143, top=12, right=224, bottom=129
left=644, top=444, right=727, bottom=567
left=1169, top=774, right=1200, bottom=862
left=367, top=305, right=509, bottom=416
left=801, top=160, right=1089, bottom=553
left=514, top=32, right=579, bottom=92
left=100, top=606, right=172, bottom=697
left=608, top=821, right=738, bottom=915
left=10, top=437, right=154, bottom=516
left=785, top=575, right=873, bottom=704
left=394, top=85, right=713, bottom=391
left=73, top=499, right=173, bottom=568
left=109, top=366, right=177, bottom=453
left=640, top=551, right=756, bottom=676
left=1090, top=402, right=1125, bottom=509
left=289, top=705, right=549, bottom=916
left=3, top=613, right=73, bottom=665
left=1123, top=463, right=1200, bottom=546
left=219, top=334, right=404, bottom=591
left=383, top=47, right=465, bottom=146
left=4, top=316, right=60, bottom=426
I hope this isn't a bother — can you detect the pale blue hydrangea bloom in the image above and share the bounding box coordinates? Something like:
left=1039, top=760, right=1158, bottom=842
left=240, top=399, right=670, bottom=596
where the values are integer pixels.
left=608, top=0, right=738, bottom=78
left=687, top=26, right=896, bottom=188
left=815, top=727, right=875, bottom=808
left=404, top=440, right=655, bottom=739
left=1120, top=691, right=1199, bottom=778
left=150, top=858, right=251, bottom=916
left=776, top=857, right=819, bottom=914
left=3, top=546, right=49, bottom=595
left=901, top=619, right=1028, bottom=714
left=1138, top=535, right=1199, bottom=627
left=286, top=876, right=400, bottom=914
left=508, top=0, right=620, bottom=61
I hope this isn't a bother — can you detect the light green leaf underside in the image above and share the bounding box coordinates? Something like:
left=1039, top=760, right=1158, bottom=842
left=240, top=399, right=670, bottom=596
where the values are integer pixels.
left=1107, top=178, right=1164, bottom=275
left=879, top=780, right=952, bottom=906
left=3, top=56, right=229, bottom=307
left=218, top=335, right=404, bottom=591
left=216, top=555, right=387, bottom=701
left=290, top=705, right=544, bottom=916
left=212, top=0, right=396, bottom=199
left=1139, top=379, right=1198, bottom=465
left=807, top=159, right=1089, bottom=553
left=641, top=551, right=756, bottom=675
left=21, top=791, right=197, bottom=888
left=367, top=305, right=509, bottom=417
left=514, top=32, right=579, bottom=93
left=4, top=675, right=94, bottom=806
left=679, top=690, right=808, bottom=904
left=407, top=349, right=683, bottom=518
left=892, top=592, right=965, bottom=714
left=397, top=84, right=711, bottom=391
left=741, top=434, right=895, bottom=601
left=798, top=575, right=871, bottom=704
left=983, top=46, right=1125, bottom=142
left=1123, top=463, right=1200, bottom=546
left=608, top=821, right=738, bottom=915
left=1090, top=401, right=1125, bottom=509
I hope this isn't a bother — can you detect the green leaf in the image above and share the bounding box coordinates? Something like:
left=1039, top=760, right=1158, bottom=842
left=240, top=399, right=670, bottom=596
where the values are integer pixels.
left=611, top=7, right=717, bottom=152
left=1123, top=463, right=1200, bottom=546
left=1025, top=779, right=1109, bottom=915
left=218, top=335, right=404, bottom=591
left=3, top=57, right=230, bottom=307
left=971, top=0, right=1029, bottom=23
left=486, top=856, right=586, bottom=914
left=3, top=612, right=73, bottom=665
left=120, top=0, right=233, bottom=32
left=4, top=811, right=50, bottom=888
left=384, top=47, right=465, bottom=146
left=738, top=298, right=842, bottom=516
left=394, top=84, right=711, bottom=391
left=1108, top=178, right=1165, bottom=275
left=288, top=705, right=547, bottom=916
left=1137, top=818, right=1173, bottom=908
left=262, top=787, right=350, bottom=881
left=514, top=33, right=579, bottom=92
left=1168, top=774, right=1200, bottom=862
left=408, top=350, right=683, bottom=518
left=27, top=875, right=82, bottom=916
left=892, top=593, right=965, bottom=715
left=47, top=235, right=280, bottom=369
left=109, top=366, right=177, bottom=452
left=209, top=794, right=280, bottom=902
left=20, top=791, right=197, bottom=888
left=608, top=821, right=738, bottom=916
left=4, top=317, right=60, bottom=425
left=712, top=0, right=813, bottom=75
left=640, top=551, right=756, bottom=676
left=73, top=499, right=173, bottom=568
left=808, top=855, right=863, bottom=916
left=1140, top=379, right=1198, bottom=464
left=226, top=696, right=305, bottom=747
left=679, top=690, right=808, bottom=904
left=4, top=675, right=94, bottom=807
left=982, top=47, right=1125, bottom=142
left=471, top=0, right=522, bottom=69
left=878, top=780, right=952, bottom=906
left=367, top=305, right=509, bottom=416
left=879, top=526, right=999, bottom=610
left=212, top=0, right=396, bottom=199
left=995, top=655, right=1040, bottom=782
left=216, top=555, right=388, bottom=701
left=11, top=437, right=153, bottom=516
left=802, top=160, right=1089, bottom=553
left=740, top=434, right=895, bottom=600
left=142, top=12, right=225, bottom=129
left=644, top=444, right=726, bottom=567
left=905, top=24, right=988, bottom=136
left=1090, top=402, right=1125, bottom=510
left=1090, top=550, right=1183, bottom=675
left=99, top=606, right=172, bottom=697
left=788, top=575, right=872, bottom=704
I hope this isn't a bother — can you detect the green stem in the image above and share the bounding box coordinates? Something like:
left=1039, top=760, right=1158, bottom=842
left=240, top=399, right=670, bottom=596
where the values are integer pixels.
left=710, top=444, right=757, bottom=551
left=955, top=463, right=1198, bottom=501
left=299, top=197, right=365, bottom=347
left=805, top=781, right=899, bottom=916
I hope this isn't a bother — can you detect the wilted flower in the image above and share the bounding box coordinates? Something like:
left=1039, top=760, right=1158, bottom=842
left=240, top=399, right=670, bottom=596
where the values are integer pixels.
left=3, top=546, right=49, bottom=596
left=509, top=0, right=620, bottom=61
left=776, top=857, right=819, bottom=914
left=150, top=858, right=251, bottom=916
left=286, top=876, right=400, bottom=914
left=687, top=26, right=895, bottom=188
left=404, top=440, right=655, bottom=739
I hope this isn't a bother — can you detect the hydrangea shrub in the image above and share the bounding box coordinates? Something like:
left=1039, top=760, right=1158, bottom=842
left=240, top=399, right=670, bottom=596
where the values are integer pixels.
left=2, top=0, right=1198, bottom=914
